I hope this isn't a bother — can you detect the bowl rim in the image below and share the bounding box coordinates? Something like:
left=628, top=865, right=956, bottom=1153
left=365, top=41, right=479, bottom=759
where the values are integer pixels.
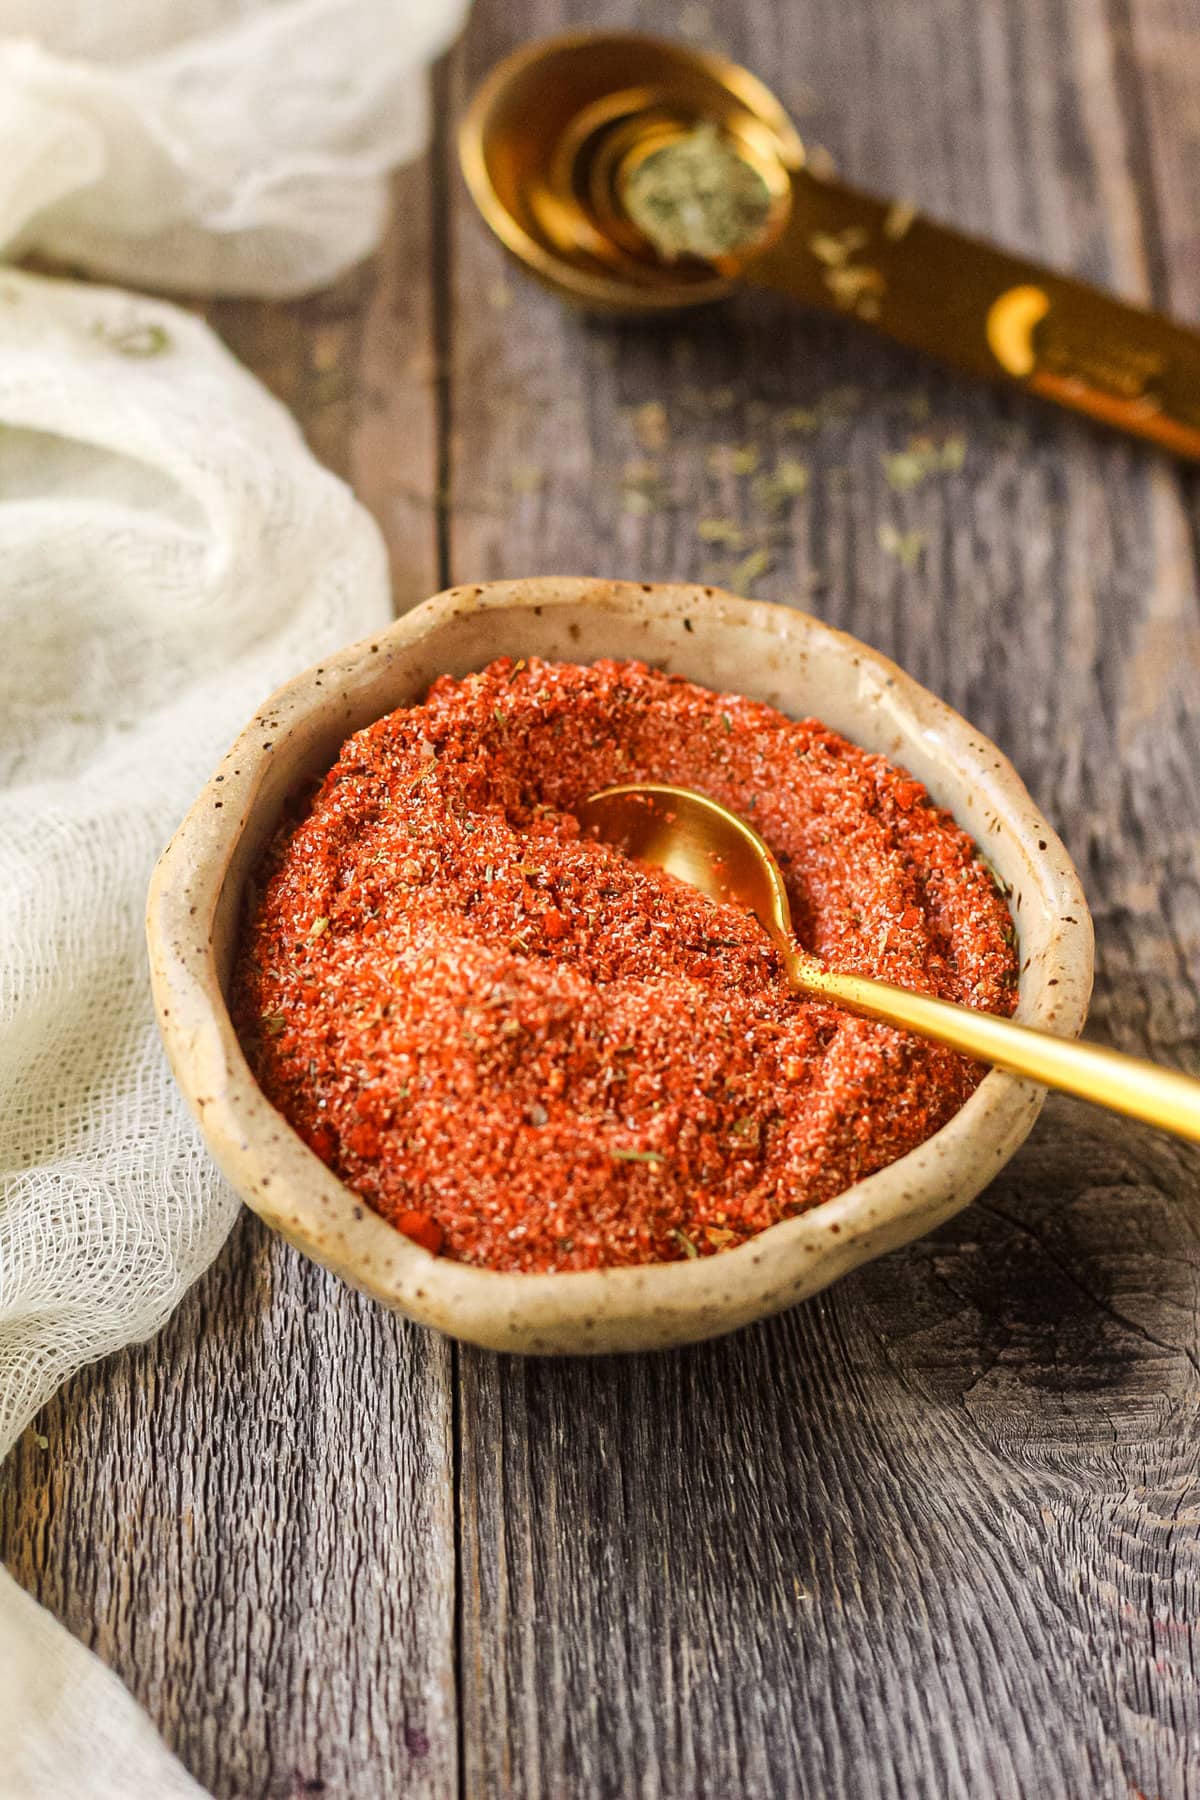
left=147, top=577, right=1094, bottom=1354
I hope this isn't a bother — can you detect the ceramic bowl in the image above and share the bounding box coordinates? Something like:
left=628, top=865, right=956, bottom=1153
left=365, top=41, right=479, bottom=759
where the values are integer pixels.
left=147, top=578, right=1093, bottom=1354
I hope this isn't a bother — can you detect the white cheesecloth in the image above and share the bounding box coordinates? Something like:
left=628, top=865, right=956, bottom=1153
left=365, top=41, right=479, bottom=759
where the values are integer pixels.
left=0, top=270, right=392, bottom=1791
left=0, top=0, right=470, bottom=295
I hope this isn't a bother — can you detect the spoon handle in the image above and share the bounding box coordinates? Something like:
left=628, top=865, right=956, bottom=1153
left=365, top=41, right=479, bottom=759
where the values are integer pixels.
left=743, top=168, right=1200, bottom=461
left=783, top=948, right=1200, bottom=1143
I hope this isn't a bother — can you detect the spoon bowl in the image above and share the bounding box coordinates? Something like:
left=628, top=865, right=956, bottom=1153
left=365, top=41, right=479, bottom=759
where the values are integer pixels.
left=458, top=29, right=801, bottom=313
left=577, top=781, right=793, bottom=945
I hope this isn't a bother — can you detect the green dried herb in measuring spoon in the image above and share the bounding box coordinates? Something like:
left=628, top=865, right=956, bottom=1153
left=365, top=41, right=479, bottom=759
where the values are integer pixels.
left=623, top=123, right=773, bottom=262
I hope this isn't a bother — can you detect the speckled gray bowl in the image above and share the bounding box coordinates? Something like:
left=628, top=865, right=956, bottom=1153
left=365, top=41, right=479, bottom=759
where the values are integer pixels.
left=147, top=578, right=1093, bottom=1354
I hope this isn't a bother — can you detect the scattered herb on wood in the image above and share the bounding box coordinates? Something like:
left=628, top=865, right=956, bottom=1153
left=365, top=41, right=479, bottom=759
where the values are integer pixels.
left=728, top=547, right=773, bottom=589
left=878, top=523, right=928, bottom=568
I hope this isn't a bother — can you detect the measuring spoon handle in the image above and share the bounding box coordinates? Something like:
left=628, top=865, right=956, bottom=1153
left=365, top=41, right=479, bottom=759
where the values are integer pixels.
left=743, top=168, right=1200, bottom=460
left=782, top=947, right=1200, bottom=1144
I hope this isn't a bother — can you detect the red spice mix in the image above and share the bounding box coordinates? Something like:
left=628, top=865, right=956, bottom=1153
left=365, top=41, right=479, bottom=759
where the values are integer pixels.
left=233, top=657, right=1018, bottom=1272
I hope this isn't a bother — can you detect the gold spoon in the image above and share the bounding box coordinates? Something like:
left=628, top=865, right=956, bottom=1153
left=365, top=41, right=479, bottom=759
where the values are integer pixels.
left=579, top=782, right=1200, bottom=1144
left=460, top=30, right=1200, bottom=460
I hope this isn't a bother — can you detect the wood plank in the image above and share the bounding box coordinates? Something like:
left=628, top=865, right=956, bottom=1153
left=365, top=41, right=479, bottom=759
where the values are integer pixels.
left=1105, top=0, right=1200, bottom=316
left=0, top=160, right=456, bottom=1800
left=447, top=0, right=1200, bottom=1795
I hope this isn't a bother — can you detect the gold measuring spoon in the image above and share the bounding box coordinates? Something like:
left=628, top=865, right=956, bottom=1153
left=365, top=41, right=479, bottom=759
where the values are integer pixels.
left=579, top=783, right=1200, bottom=1144
left=460, top=30, right=1200, bottom=460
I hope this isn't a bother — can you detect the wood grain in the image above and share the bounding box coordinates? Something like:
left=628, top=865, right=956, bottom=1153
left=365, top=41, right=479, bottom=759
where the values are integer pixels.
left=4, top=0, right=1200, bottom=1795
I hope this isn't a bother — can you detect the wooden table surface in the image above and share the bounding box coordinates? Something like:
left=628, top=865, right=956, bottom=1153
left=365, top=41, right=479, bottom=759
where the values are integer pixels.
left=4, top=0, right=1200, bottom=1794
